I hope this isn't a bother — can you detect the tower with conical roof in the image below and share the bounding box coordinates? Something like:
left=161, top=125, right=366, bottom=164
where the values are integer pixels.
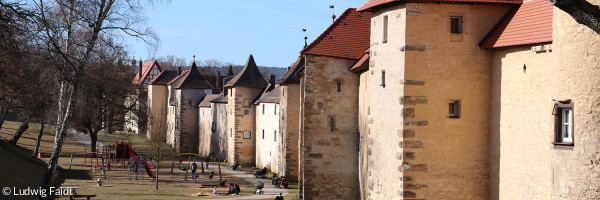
left=225, top=54, right=269, bottom=165
left=165, top=61, right=214, bottom=153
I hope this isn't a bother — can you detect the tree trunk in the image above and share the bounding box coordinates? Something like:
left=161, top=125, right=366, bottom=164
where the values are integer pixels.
left=0, top=107, right=9, bottom=130
left=155, top=163, right=159, bottom=190
left=90, top=129, right=98, bottom=153
left=9, top=120, right=29, bottom=145
left=33, top=121, right=45, bottom=157
left=41, top=79, right=79, bottom=192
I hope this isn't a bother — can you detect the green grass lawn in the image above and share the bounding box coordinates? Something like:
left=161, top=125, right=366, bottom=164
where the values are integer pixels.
left=0, top=121, right=255, bottom=199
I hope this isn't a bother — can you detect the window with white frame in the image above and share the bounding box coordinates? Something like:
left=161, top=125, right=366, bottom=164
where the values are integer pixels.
left=553, top=101, right=574, bottom=145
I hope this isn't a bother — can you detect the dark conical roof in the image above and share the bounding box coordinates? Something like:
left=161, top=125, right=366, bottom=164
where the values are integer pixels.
left=224, top=54, right=269, bottom=88
left=277, top=56, right=305, bottom=85
left=170, top=62, right=214, bottom=89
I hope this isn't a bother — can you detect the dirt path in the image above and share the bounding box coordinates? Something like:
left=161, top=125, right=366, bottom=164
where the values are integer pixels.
left=201, top=166, right=289, bottom=200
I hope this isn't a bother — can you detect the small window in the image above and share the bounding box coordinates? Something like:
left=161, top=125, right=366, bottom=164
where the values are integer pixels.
left=553, top=101, right=574, bottom=145
left=330, top=117, right=335, bottom=132
left=336, top=81, right=342, bottom=92
left=380, top=70, right=386, bottom=88
left=230, top=128, right=232, bottom=137
left=243, top=131, right=252, bottom=139
left=211, top=122, right=216, bottom=132
left=450, top=16, right=463, bottom=33
left=282, top=110, right=285, bottom=120
left=244, top=110, right=249, bottom=115
left=262, top=130, right=265, bottom=140
left=230, top=89, right=232, bottom=97
left=449, top=100, right=461, bottom=118
left=382, top=15, right=389, bottom=43
left=274, top=130, right=277, bottom=141
left=274, top=104, right=277, bottom=115
left=262, top=104, right=265, bottom=115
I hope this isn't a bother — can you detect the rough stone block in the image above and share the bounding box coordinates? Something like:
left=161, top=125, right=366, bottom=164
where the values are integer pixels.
left=307, top=153, right=323, bottom=158
left=403, top=129, right=416, bottom=138
left=401, top=45, right=425, bottom=52
left=404, top=120, right=428, bottom=126
left=404, top=183, right=428, bottom=190
left=401, top=96, right=428, bottom=105
left=403, top=79, right=425, bottom=85
left=403, top=191, right=417, bottom=198
left=404, top=140, right=425, bottom=149
left=404, top=152, right=415, bottom=160
left=409, top=164, right=428, bottom=173
left=403, top=108, right=416, bottom=117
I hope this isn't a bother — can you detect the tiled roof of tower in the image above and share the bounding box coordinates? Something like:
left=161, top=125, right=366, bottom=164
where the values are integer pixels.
left=169, top=62, right=214, bottom=89
left=256, top=86, right=281, bottom=104
left=349, top=48, right=370, bottom=73
left=132, top=60, right=162, bottom=85
left=276, top=56, right=305, bottom=85
left=224, top=54, right=269, bottom=88
left=300, top=8, right=371, bottom=60
left=198, top=94, right=221, bottom=108
left=357, top=0, right=522, bottom=11
left=479, top=0, right=552, bottom=48
left=149, top=70, right=178, bottom=85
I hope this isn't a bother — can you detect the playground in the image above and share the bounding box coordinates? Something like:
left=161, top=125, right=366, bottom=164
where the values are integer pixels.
left=0, top=121, right=271, bottom=200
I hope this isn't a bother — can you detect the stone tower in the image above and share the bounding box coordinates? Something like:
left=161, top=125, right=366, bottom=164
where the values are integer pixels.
left=225, top=54, right=269, bottom=165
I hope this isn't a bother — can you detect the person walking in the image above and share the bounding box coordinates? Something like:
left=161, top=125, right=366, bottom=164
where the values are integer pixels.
left=191, top=161, right=198, bottom=180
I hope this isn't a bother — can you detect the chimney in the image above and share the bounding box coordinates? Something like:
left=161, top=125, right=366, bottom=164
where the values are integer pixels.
left=138, top=60, right=142, bottom=80
left=216, top=71, right=221, bottom=92
left=177, top=67, right=182, bottom=76
left=269, top=74, right=276, bottom=85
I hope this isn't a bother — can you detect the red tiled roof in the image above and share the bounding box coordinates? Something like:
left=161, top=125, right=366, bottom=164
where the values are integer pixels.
left=301, top=8, right=371, bottom=60
left=357, top=0, right=522, bottom=11
left=349, top=48, right=370, bottom=73
left=132, top=60, right=162, bottom=85
left=480, top=0, right=552, bottom=48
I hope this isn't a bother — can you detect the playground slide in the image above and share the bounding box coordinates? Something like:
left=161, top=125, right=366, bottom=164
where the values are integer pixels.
left=128, top=148, right=156, bottom=178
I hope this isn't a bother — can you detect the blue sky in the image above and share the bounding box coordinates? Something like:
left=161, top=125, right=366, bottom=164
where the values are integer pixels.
left=127, top=0, right=366, bottom=67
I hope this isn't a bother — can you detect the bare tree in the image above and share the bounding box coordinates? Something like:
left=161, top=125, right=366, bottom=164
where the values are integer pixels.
left=146, top=114, right=171, bottom=190
left=27, top=0, right=158, bottom=190
left=154, top=55, right=187, bottom=70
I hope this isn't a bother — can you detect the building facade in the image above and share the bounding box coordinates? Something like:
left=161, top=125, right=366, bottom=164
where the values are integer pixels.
left=225, top=55, right=270, bottom=165
left=255, top=86, right=281, bottom=172
left=297, top=8, right=370, bottom=200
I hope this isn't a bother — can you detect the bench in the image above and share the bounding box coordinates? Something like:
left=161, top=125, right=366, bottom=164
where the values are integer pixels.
left=58, top=185, right=97, bottom=200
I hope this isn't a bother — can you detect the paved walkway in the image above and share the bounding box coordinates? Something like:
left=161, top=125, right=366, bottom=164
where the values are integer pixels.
left=201, top=165, right=288, bottom=200
left=66, top=131, right=288, bottom=199
left=68, top=129, right=105, bottom=148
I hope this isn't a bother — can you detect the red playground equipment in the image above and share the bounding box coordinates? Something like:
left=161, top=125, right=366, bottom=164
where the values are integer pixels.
left=115, top=140, right=155, bottom=178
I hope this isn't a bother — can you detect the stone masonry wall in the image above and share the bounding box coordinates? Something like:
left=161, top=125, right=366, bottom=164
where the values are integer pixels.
left=299, top=54, right=360, bottom=200
left=364, top=5, right=407, bottom=199
left=227, top=87, right=262, bottom=165
left=403, top=3, right=509, bottom=199
left=489, top=6, right=600, bottom=200
left=279, top=84, right=300, bottom=180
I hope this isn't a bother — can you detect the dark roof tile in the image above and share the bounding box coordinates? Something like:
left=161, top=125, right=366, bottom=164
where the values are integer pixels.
left=224, top=54, right=269, bottom=88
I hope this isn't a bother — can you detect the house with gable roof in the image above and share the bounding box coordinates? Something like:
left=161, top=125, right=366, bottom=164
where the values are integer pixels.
left=295, top=8, right=370, bottom=199
left=164, top=61, right=214, bottom=153
left=254, top=85, right=281, bottom=173
left=125, top=60, right=162, bottom=135
left=224, top=54, right=270, bottom=165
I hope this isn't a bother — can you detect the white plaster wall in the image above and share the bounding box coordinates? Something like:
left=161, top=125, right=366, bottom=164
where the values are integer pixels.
left=255, top=102, right=280, bottom=172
